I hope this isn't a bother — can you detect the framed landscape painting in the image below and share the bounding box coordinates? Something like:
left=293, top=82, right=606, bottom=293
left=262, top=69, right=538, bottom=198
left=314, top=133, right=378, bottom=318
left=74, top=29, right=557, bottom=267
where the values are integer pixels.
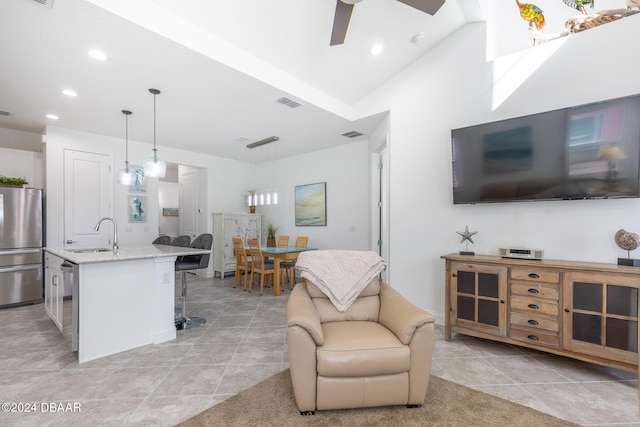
left=295, top=182, right=326, bottom=226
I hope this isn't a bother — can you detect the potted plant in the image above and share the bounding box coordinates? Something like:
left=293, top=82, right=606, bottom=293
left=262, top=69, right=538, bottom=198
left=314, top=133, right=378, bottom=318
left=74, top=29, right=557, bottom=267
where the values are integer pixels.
left=0, top=175, right=28, bottom=187
left=266, top=221, right=278, bottom=247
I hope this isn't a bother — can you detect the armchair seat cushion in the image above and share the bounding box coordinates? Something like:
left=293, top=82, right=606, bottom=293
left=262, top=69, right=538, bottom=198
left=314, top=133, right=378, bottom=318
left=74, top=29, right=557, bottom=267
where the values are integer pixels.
left=317, top=321, right=410, bottom=377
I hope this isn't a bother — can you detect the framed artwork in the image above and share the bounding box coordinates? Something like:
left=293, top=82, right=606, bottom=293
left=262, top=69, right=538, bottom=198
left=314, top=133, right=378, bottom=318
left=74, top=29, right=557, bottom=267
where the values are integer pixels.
left=295, top=182, right=326, bottom=226
left=129, top=195, right=147, bottom=222
left=163, top=208, right=179, bottom=216
left=129, top=167, right=146, bottom=193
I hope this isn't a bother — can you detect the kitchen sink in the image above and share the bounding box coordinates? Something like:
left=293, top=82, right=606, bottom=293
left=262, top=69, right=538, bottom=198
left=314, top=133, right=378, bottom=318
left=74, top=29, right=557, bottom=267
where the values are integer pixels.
left=66, top=248, right=112, bottom=253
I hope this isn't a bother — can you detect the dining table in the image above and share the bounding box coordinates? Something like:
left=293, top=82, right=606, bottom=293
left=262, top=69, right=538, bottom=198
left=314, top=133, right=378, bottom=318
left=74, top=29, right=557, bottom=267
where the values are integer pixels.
left=259, top=246, right=317, bottom=296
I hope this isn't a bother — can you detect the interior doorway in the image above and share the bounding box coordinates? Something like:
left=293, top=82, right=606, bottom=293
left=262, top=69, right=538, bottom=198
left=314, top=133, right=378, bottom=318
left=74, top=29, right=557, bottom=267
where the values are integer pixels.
left=372, top=139, right=389, bottom=282
left=158, top=163, right=206, bottom=240
left=158, top=163, right=180, bottom=237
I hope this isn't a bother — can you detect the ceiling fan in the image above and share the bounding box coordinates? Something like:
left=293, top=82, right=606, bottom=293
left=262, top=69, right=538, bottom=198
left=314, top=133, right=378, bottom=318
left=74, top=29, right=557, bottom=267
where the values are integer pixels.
left=330, top=0, right=446, bottom=46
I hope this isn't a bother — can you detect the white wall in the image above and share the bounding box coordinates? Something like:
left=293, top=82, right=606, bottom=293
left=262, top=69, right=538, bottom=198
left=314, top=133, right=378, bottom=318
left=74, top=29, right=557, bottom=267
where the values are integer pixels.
left=44, top=125, right=254, bottom=248
left=252, top=140, right=371, bottom=251
left=0, top=146, right=44, bottom=189
left=0, top=127, right=42, bottom=152
left=354, top=17, right=640, bottom=323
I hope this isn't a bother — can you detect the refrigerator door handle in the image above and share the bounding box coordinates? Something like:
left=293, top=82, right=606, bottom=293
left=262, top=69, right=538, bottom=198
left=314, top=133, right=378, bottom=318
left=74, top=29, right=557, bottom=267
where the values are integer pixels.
left=0, top=248, right=41, bottom=256
left=0, top=264, right=41, bottom=273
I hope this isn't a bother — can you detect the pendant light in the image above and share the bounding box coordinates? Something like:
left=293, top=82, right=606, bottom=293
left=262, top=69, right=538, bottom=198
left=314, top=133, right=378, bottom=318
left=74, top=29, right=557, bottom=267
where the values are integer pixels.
left=117, top=110, right=136, bottom=185
left=143, top=88, right=166, bottom=178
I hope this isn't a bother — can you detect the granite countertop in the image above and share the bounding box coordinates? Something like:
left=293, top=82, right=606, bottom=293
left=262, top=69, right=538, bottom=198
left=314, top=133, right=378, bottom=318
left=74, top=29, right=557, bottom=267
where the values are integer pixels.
left=44, top=244, right=210, bottom=264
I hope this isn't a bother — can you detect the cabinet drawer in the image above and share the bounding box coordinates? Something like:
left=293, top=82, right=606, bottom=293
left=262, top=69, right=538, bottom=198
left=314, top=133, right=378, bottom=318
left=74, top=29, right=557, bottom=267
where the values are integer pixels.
left=510, top=283, right=559, bottom=300
left=510, top=327, right=559, bottom=348
left=510, top=297, right=559, bottom=316
left=511, top=268, right=559, bottom=284
left=510, top=312, right=558, bottom=332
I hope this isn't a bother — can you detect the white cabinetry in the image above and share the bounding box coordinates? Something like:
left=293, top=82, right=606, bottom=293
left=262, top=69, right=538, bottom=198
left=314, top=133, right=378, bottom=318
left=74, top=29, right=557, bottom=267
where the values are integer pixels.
left=213, top=213, right=261, bottom=278
left=44, top=252, right=64, bottom=332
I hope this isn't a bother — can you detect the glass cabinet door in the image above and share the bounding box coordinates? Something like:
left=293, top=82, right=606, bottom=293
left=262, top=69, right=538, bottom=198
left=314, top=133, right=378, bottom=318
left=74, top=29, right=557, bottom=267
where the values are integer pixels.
left=564, top=272, right=638, bottom=365
left=451, top=262, right=507, bottom=337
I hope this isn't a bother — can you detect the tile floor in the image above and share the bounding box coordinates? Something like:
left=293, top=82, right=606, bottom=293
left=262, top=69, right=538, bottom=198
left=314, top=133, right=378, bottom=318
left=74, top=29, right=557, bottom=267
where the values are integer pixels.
left=0, top=274, right=638, bottom=426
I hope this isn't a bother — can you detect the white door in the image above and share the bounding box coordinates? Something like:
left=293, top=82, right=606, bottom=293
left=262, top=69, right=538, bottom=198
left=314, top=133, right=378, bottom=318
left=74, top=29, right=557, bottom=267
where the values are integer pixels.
left=179, top=166, right=198, bottom=240
left=64, top=149, right=112, bottom=248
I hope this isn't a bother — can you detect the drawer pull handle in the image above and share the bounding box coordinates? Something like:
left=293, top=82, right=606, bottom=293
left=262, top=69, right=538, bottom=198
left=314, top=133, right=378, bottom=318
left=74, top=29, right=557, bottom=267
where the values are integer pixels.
left=528, top=273, right=540, bottom=279
left=527, top=288, right=539, bottom=294
left=528, top=319, right=539, bottom=325
left=528, top=304, right=539, bottom=309
left=527, top=334, right=539, bottom=341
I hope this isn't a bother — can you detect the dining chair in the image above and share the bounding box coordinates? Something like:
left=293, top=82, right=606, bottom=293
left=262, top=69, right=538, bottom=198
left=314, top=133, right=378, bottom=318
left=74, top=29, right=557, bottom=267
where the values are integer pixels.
left=232, top=236, right=251, bottom=289
left=281, top=236, right=308, bottom=290
left=277, top=235, right=289, bottom=248
left=247, top=238, right=274, bottom=295
left=152, top=235, right=171, bottom=245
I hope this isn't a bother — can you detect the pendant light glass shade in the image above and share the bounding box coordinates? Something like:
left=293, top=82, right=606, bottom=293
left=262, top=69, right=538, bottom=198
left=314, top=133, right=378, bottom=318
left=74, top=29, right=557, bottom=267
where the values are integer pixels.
left=117, top=166, right=136, bottom=185
left=143, top=88, right=166, bottom=178
left=117, top=110, right=137, bottom=185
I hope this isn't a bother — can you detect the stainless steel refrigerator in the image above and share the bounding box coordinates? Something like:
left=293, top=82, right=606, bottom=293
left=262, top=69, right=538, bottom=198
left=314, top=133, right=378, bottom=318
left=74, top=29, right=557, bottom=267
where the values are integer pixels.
left=0, top=187, right=43, bottom=307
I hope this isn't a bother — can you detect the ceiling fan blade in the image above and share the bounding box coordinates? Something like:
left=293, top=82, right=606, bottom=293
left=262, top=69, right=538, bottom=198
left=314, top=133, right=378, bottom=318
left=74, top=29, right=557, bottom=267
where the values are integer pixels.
left=397, top=0, right=446, bottom=15
left=330, top=0, right=354, bottom=46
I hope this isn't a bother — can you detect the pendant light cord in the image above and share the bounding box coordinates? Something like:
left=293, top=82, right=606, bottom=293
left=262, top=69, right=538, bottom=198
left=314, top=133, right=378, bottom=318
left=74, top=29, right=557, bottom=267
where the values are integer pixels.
left=152, top=92, right=156, bottom=159
left=122, top=109, right=132, bottom=171
left=149, top=88, right=161, bottom=160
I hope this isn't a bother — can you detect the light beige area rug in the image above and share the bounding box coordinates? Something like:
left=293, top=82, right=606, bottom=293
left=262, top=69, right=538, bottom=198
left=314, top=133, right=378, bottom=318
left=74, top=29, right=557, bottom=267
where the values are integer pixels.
left=177, top=369, right=579, bottom=426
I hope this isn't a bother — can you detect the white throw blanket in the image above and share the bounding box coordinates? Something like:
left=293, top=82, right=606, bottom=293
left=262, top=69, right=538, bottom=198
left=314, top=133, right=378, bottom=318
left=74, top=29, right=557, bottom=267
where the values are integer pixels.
left=296, top=250, right=386, bottom=312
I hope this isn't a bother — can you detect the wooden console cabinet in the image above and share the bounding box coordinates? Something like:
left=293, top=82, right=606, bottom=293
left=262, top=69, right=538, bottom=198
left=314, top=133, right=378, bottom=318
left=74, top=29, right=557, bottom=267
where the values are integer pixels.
left=442, top=253, right=639, bottom=373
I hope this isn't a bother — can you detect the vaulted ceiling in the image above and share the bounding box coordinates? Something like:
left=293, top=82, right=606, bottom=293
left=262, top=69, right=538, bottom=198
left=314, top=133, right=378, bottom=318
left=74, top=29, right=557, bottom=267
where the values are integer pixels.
left=0, top=0, right=611, bottom=162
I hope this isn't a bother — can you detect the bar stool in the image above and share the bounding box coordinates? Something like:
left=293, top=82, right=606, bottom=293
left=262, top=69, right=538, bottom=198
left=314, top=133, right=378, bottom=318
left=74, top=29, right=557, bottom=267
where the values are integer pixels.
left=174, top=233, right=212, bottom=329
left=152, top=235, right=171, bottom=245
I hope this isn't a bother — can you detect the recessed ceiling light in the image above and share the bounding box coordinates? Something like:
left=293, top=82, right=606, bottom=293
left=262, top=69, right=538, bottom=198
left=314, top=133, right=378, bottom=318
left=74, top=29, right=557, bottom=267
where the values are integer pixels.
left=45, top=114, right=59, bottom=120
left=370, top=43, right=384, bottom=56
left=88, top=49, right=109, bottom=61
left=62, top=89, right=78, bottom=97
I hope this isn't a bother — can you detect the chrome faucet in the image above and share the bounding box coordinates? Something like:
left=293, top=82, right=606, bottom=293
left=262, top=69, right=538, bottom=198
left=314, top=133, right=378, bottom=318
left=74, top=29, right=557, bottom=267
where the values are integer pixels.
left=94, top=217, right=119, bottom=251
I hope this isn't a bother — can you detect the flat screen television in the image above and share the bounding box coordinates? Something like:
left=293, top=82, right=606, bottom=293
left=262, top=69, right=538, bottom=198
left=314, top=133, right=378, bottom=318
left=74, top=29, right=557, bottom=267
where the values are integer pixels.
left=451, top=94, right=640, bottom=204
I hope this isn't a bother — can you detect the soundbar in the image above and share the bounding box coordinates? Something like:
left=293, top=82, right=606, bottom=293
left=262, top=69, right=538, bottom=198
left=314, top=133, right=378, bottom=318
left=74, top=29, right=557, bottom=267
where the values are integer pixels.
left=499, top=248, right=544, bottom=260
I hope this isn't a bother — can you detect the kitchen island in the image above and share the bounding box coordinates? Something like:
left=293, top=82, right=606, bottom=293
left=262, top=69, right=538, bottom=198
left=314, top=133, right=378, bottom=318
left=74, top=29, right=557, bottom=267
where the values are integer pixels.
left=44, top=244, right=210, bottom=363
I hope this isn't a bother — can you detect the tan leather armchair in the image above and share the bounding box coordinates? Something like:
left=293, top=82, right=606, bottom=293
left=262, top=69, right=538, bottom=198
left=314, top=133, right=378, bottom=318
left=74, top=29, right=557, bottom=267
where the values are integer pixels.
left=286, top=278, right=435, bottom=415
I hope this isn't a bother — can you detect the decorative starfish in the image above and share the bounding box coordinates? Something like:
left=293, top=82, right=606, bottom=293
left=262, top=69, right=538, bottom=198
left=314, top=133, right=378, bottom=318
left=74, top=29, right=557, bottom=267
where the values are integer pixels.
left=456, top=226, right=477, bottom=245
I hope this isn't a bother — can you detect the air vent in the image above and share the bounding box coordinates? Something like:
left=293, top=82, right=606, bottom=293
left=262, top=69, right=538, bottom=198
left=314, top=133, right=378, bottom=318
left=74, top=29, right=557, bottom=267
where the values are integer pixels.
left=341, top=131, right=363, bottom=138
left=0, top=110, right=10, bottom=116
left=32, top=0, right=54, bottom=7
left=277, top=97, right=302, bottom=108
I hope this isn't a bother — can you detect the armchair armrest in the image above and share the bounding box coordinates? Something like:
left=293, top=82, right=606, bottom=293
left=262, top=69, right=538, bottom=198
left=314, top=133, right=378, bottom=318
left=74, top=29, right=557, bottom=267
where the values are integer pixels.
left=287, top=283, right=323, bottom=413
left=378, top=282, right=435, bottom=345
left=287, top=283, right=324, bottom=345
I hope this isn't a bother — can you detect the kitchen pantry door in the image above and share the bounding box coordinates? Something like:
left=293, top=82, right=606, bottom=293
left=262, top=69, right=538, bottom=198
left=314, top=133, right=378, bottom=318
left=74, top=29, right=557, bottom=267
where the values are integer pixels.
left=64, top=149, right=112, bottom=249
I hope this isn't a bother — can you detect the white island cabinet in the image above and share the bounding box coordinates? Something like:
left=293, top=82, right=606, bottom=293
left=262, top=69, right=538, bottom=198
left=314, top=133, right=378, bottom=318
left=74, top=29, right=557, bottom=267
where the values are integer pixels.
left=44, top=244, right=210, bottom=363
